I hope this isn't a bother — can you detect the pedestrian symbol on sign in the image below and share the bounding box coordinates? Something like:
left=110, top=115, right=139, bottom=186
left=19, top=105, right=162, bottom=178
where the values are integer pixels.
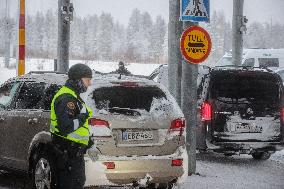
left=180, top=0, right=210, bottom=22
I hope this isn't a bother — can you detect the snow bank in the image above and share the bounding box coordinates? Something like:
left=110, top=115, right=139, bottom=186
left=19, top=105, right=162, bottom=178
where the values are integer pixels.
left=0, top=57, right=160, bottom=85
left=271, top=149, right=284, bottom=164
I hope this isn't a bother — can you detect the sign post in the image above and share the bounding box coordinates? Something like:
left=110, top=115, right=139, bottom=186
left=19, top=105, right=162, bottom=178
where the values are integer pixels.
left=18, top=0, right=25, bottom=76
left=179, top=0, right=211, bottom=175
left=180, top=25, right=211, bottom=64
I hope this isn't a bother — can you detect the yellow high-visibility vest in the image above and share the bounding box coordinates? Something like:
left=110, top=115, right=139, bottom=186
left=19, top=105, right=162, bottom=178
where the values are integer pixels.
left=50, top=86, right=93, bottom=145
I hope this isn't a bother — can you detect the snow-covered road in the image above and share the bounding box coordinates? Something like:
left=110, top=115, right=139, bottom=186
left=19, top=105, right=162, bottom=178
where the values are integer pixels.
left=0, top=150, right=283, bottom=189
left=178, top=151, right=284, bottom=189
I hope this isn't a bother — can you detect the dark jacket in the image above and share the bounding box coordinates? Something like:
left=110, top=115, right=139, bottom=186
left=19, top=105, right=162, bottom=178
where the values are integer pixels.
left=110, top=67, right=132, bottom=75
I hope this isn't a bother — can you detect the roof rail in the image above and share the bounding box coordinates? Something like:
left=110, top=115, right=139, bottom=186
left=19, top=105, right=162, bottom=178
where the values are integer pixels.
left=214, top=65, right=273, bottom=72
left=28, top=71, right=67, bottom=74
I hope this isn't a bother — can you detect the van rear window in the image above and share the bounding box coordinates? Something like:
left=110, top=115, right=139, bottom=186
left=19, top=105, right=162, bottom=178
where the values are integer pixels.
left=211, top=73, right=280, bottom=106
left=258, top=58, right=279, bottom=67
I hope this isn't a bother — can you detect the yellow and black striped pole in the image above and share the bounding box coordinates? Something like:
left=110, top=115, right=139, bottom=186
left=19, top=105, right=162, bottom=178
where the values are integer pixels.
left=18, top=0, right=25, bottom=76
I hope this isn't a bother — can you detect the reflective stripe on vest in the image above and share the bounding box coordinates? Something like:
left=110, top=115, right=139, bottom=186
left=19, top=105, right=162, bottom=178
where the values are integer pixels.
left=50, top=86, right=93, bottom=145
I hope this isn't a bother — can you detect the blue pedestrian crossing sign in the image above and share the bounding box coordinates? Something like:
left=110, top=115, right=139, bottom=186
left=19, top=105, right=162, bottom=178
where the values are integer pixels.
left=180, top=0, right=210, bottom=22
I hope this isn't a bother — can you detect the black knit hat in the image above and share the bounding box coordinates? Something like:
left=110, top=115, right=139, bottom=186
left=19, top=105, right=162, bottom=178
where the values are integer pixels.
left=68, top=63, right=92, bottom=80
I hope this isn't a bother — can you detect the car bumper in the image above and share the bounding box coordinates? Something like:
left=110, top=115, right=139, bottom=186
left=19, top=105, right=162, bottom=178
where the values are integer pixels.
left=207, top=139, right=284, bottom=153
left=84, top=147, right=188, bottom=187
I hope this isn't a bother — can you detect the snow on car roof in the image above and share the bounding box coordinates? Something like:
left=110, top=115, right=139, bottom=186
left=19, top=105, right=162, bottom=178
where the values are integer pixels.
left=4, top=72, right=68, bottom=86
left=91, top=72, right=160, bottom=89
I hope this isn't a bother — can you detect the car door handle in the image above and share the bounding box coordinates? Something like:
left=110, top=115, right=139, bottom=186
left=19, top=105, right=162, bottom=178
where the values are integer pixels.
left=28, top=118, right=38, bottom=124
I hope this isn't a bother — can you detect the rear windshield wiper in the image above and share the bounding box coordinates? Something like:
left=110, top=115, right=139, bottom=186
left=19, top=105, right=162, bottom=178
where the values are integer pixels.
left=108, top=107, right=141, bottom=116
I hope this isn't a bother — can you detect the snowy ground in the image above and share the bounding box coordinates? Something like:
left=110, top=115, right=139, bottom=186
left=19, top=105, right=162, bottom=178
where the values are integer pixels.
left=0, top=57, right=283, bottom=188
left=0, top=151, right=283, bottom=189
left=178, top=151, right=284, bottom=189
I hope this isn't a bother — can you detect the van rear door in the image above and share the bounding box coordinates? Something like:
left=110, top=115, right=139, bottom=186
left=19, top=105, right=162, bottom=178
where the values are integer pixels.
left=209, top=70, right=283, bottom=142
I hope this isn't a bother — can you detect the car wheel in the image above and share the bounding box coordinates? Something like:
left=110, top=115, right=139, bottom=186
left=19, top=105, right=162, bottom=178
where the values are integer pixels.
left=251, top=152, right=271, bottom=160
left=157, top=183, right=173, bottom=189
left=32, top=151, right=57, bottom=189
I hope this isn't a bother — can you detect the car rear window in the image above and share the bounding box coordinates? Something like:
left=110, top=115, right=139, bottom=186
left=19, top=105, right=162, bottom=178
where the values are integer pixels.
left=93, top=86, right=166, bottom=112
left=258, top=58, right=279, bottom=67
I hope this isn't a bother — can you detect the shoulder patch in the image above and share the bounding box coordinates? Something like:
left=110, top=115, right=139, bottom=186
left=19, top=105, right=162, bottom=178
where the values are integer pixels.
left=67, top=102, right=76, bottom=110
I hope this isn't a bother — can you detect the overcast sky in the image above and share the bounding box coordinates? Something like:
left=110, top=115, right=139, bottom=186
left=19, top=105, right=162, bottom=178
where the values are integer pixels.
left=0, top=0, right=284, bottom=25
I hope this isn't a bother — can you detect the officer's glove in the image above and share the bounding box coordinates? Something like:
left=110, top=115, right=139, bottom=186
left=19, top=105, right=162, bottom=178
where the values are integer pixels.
left=87, top=137, right=94, bottom=149
left=87, top=137, right=100, bottom=161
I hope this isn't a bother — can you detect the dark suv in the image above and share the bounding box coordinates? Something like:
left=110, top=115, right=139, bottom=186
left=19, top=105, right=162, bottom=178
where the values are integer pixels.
left=198, top=67, right=284, bottom=159
left=149, top=65, right=284, bottom=159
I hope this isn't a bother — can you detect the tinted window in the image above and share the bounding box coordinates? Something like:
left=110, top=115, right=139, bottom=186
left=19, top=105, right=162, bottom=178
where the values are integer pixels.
left=258, top=58, right=279, bottom=67
left=42, top=84, right=61, bottom=110
left=15, top=82, right=45, bottom=109
left=211, top=73, right=279, bottom=106
left=0, top=82, right=21, bottom=108
left=93, top=86, right=166, bottom=112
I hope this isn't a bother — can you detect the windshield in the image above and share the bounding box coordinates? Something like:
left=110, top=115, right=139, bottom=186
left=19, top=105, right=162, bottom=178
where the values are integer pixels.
left=217, top=57, right=233, bottom=66
left=277, top=70, right=284, bottom=81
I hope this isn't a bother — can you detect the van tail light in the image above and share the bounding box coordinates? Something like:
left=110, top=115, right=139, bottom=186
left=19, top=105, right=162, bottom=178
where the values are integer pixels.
left=89, top=118, right=112, bottom=138
left=201, top=101, right=212, bottom=121
left=171, top=159, right=183, bottom=166
left=281, top=107, right=284, bottom=123
left=103, top=162, right=115, bottom=169
left=170, top=118, right=186, bottom=136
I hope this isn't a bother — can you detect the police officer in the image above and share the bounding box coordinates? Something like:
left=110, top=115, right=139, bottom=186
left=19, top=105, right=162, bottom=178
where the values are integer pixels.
left=50, top=63, right=93, bottom=189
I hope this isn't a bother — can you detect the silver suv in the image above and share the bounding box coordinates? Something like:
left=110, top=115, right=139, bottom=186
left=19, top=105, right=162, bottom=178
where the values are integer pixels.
left=84, top=73, right=187, bottom=188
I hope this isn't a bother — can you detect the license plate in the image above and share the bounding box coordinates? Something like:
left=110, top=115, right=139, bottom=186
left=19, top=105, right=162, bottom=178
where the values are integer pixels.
left=235, top=123, right=262, bottom=133
left=122, top=131, right=154, bottom=141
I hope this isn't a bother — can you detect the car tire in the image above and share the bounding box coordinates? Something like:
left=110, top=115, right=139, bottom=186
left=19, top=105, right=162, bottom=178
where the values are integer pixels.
left=32, top=150, right=57, bottom=189
left=157, top=183, right=173, bottom=189
left=251, top=152, right=271, bottom=160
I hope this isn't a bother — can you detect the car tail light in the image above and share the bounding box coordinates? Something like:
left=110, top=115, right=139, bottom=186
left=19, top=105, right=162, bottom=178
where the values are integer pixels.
left=201, top=101, right=212, bottom=121
left=170, top=118, right=185, bottom=136
left=171, top=159, right=183, bottom=166
left=103, top=162, right=115, bottom=169
left=89, top=118, right=110, bottom=127
left=281, top=107, right=284, bottom=123
left=89, top=118, right=112, bottom=138
left=120, top=81, right=138, bottom=87
left=111, top=81, right=138, bottom=87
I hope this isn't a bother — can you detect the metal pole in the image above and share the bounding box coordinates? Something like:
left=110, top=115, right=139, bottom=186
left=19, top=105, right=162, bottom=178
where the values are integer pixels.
left=181, top=21, right=198, bottom=175
left=168, top=0, right=183, bottom=106
left=57, top=0, right=71, bottom=73
left=4, top=0, right=10, bottom=68
left=232, top=0, right=244, bottom=66
left=18, top=0, right=25, bottom=76
left=54, top=59, right=58, bottom=71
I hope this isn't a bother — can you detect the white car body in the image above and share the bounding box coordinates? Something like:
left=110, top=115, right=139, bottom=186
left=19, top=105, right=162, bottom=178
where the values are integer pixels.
left=217, top=48, right=284, bottom=68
